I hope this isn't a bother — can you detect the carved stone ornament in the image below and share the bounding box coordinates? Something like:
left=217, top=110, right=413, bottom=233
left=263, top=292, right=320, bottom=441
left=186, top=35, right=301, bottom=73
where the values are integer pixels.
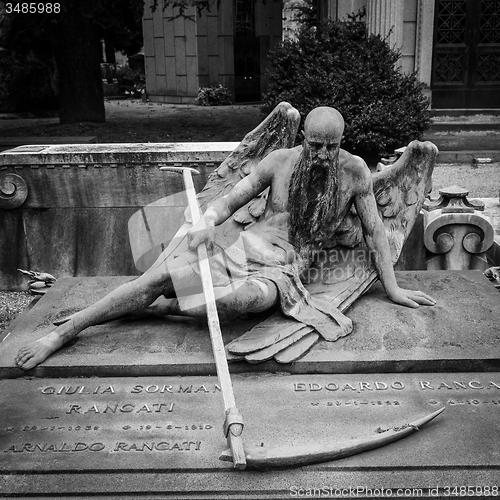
left=0, top=173, right=28, bottom=209
left=423, top=185, right=494, bottom=270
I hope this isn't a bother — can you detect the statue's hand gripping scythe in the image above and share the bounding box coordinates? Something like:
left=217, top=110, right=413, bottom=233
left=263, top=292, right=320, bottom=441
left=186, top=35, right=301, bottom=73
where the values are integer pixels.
left=162, top=166, right=445, bottom=471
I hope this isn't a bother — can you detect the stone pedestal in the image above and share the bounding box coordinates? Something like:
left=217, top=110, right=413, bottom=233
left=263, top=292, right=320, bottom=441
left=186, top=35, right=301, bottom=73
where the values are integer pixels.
left=424, top=186, right=495, bottom=271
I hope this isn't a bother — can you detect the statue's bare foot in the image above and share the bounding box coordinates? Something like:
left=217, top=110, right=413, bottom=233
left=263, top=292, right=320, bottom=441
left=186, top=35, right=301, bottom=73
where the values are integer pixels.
left=15, top=331, right=65, bottom=370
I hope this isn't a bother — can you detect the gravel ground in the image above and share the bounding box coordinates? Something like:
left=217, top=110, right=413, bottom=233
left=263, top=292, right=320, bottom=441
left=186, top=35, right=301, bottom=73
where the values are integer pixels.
left=0, top=292, right=36, bottom=337
left=431, top=162, right=500, bottom=198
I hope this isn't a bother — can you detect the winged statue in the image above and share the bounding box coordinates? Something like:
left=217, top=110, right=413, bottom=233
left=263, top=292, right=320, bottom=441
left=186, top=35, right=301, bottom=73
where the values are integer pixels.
left=15, top=102, right=437, bottom=372
left=14, top=102, right=441, bottom=470
left=127, top=101, right=438, bottom=365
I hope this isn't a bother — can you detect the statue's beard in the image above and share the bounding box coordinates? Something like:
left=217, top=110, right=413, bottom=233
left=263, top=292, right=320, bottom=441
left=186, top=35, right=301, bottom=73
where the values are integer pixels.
left=288, top=147, right=339, bottom=256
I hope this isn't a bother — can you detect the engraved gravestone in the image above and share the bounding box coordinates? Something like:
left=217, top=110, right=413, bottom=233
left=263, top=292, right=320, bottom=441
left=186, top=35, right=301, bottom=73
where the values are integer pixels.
left=1, top=373, right=500, bottom=496
left=1, top=271, right=500, bottom=497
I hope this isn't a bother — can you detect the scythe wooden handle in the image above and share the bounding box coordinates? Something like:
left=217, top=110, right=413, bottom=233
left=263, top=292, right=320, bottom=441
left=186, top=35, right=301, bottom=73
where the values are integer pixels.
left=164, top=166, right=246, bottom=469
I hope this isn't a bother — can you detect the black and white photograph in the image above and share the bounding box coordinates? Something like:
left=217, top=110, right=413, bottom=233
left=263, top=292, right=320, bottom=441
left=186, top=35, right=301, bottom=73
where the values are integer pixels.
left=1, top=0, right=499, bottom=498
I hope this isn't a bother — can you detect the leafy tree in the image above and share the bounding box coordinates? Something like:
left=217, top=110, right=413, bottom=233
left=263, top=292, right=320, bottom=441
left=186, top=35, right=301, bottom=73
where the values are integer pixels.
left=262, top=10, right=432, bottom=159
left=0, top=0, right=148, bottom=122
left=0, top=0, right=105, bottom=121
left=0, top=3, right=59, bottom=113
left=100, top=0, right=144, bottom=65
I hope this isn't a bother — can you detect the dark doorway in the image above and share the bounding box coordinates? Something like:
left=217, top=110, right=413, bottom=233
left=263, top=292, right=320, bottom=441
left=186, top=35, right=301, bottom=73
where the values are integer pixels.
left=234, top=0, right=261, bottom=102
left=431, top=0, right=500, bottom=108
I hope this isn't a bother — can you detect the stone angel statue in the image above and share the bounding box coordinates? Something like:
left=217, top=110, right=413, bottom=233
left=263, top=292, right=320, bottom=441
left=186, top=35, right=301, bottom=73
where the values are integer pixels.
left=15, top=102, right=438, bottom=371
left=130, top=101, right=438, bottom=363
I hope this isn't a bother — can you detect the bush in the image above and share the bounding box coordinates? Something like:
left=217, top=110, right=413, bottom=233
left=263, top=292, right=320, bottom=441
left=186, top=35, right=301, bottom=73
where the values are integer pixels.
left=197, top=84, right=232, bottom=106
left=115, top=64, right=145, bottom=97
left=262, top=11, right=432, bottom=158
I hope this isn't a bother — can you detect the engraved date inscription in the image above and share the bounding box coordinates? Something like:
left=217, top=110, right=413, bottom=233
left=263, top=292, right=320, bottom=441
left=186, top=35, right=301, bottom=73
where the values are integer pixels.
left=310, top=400, right=401, bottom=408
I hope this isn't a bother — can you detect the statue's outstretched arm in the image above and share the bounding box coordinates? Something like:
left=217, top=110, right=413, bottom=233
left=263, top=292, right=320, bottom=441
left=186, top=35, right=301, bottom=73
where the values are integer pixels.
left=355, top=170, right=436, bottom=308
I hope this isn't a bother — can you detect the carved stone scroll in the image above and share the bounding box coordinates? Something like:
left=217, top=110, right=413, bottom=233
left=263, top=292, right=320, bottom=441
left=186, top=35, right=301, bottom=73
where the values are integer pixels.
left=0, top=173, right=28, bottom=209
left=423, top=186, right=494, bottom=270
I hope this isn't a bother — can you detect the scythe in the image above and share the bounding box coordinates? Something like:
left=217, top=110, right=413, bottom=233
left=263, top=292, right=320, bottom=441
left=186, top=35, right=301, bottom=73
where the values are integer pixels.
left=162, top=166, right=445, bottom=470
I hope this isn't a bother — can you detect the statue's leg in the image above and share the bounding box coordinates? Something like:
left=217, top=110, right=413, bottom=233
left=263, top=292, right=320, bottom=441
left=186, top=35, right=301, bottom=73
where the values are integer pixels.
left=179, top=277, right=278, bottom=322
left=14, top=256, right=194, bottom=370
left=132, top=278, right=279, bottom=323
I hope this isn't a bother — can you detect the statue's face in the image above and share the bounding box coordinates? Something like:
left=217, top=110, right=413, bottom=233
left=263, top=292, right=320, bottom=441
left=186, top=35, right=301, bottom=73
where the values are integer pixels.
left=303, top=133, right=340, bottom=170
left=303, top=114, right=343, bottom=171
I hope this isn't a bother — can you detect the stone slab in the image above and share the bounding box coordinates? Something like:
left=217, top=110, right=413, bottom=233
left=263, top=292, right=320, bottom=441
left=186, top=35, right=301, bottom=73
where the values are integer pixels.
left=1, top=373, right=499, bottom=497
left=0, top=142, right=239, bottom=165
left=1, top=271, right=500, bottom=378
left=0, top=137, right=98, bottom=153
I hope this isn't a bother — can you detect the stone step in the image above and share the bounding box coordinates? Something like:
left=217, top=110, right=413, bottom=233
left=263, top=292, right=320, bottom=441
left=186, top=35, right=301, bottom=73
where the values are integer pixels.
left=431, top=109, right=500, bottom=117
left=422, top=127, right=500, bottom=162
left=434, top=150, right=500, bottom=163
left=424, top=111, right=500, bottom=162
left=429, top=121, right=500, bottom=132
left=422, top=133, right=500, bottom=151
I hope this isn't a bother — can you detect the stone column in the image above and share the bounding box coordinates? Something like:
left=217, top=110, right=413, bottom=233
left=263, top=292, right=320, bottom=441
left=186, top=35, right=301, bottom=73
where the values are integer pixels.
left=415, top=0, right=436, bottom=88
left=366, top=0, right=404, bottom=54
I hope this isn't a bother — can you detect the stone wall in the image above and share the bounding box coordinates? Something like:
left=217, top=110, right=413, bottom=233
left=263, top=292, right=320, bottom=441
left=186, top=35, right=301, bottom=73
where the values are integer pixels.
left=143, top=0, right=282, bottom=104
left=334, top=0, right=433, bottom=86
left=0, top=143, right=237, bottom=291
left=143, top=3, right=202, bottom=104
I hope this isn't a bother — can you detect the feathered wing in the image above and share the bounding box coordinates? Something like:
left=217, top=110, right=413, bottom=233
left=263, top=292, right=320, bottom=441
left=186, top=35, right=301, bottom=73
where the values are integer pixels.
left=194, top=102, right=301, bottom=230
left=227, top=140, right=438, bottom=364
left=139, top=102, right=301, bottom=275
left=372, top=140, right=438, bottom=264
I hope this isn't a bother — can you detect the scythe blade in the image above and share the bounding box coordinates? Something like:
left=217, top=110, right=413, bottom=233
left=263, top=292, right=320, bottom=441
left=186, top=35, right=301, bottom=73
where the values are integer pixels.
left=219, top=407, right=444, bottom=469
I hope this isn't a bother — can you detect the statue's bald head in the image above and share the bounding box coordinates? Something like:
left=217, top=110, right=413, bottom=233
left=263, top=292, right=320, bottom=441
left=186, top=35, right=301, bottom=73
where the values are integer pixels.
left=303, top=107, right=344, bottom=143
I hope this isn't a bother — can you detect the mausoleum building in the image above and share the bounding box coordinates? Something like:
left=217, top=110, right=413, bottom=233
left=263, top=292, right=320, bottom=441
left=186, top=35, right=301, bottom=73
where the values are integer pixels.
left=142, top=0, right=500, bottom=108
